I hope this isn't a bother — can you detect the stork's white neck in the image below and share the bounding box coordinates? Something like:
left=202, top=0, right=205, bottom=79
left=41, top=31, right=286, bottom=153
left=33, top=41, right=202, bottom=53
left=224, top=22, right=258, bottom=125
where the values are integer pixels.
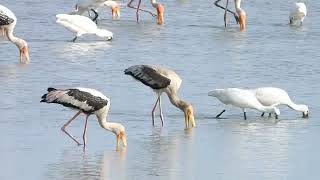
left=6, top=29, right=27, bottom=49
left=167, top=92, right=190, bottom=112
left=151, top=0, right=159, bottom=8
left=286, top=102, right=307, bottom=112
left=96, top=106, right=124, bottom=134
left=234, top=0, right=244, bottom=15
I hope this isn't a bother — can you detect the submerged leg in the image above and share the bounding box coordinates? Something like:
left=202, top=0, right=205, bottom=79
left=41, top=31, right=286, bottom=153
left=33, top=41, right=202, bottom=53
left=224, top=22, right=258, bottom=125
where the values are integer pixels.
left=216, top=109, right=226, bottom=118
left=261, top=112, right=265, bottom=117
left=72, top=36, right=78, bottom=42
left=268, top=113, right=272, bottom=117
left=82, top=114, right=90, bottom=147
left=158, top=94, right=164, bottom=127
left=61, top=111, right=82, bottom=145
left=151, top=96, right=160, bottom=126
left=243, top=109, right=247, bottom=120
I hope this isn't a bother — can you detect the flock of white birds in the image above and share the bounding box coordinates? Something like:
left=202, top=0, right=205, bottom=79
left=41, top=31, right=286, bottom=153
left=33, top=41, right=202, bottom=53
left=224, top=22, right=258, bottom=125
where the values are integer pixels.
left=0, top=1, right=309, bottom=150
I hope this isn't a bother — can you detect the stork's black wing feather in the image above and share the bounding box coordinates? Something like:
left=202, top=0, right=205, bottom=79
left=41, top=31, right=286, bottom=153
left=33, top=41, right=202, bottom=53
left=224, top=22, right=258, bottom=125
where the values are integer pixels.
left=124, top=65, right=171, bottom=89
left=0, top=11, right=14, bottom=26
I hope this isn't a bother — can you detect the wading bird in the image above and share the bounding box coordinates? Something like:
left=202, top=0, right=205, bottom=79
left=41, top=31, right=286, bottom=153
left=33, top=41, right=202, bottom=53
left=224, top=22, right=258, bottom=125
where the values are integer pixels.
left=124, top=65, right=195, bottom=128
left=70, top=0, right=120, bottom=22
left=208, top=88, right=280, bottom=120
left=127, top=0, right=164, bottom=25
left=289, top=2, right=307, bottom=25
left=41, top=87, right=127, bottom=150
left=252, top=87, right=309, bottom=118
left=56, top=14, right=113, bottom=42
left=214, top=0, right=246, bottom=31
left=0, top=5, right=29, bottom=63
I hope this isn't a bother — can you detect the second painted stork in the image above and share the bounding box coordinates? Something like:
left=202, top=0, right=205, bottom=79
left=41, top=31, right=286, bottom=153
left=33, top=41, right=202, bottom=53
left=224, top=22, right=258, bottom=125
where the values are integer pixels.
left=214, top=0, right=246, bottom=31
left=56, top=14, right=113, bottom=42
left=124, top=65, right=195, bottom=129
left=0, top=4, right=29, bottom=63
left=208, top=88, right=280, bottom=120
left=127, top=0, right=164, bottom=25
left=252, top=87, right=309, bottom=118
left=40, top=87, right=127, bottom=151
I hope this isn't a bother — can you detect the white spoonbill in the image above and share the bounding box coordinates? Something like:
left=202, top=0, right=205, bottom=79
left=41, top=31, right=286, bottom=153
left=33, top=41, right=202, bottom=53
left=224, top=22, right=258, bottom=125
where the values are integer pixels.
left=70, top=0, right=120, bottom=22
left=289, top=2, right=307, bottom=25
left=124, top=65, right=195, bottom=128
left=56, top=14, right=113, bottom=42
left=208, top=88, right=280, bottom=120
left=0, top=5, right=29, bottom=63
left=41, top=87, right=127, bottom=150
left=127, top=0, right=164, bottom=25
left=214, top=0, right=246, bottom=31
left=252, top=87, right=309, bottom=118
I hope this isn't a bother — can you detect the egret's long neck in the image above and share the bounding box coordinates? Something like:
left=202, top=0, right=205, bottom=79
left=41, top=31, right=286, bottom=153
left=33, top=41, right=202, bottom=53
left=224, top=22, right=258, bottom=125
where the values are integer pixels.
left=151, top=0, right=159, bottom=8
left=167, top=92, right=189, bottom=112
left=6, top=29, right=25, bottom=48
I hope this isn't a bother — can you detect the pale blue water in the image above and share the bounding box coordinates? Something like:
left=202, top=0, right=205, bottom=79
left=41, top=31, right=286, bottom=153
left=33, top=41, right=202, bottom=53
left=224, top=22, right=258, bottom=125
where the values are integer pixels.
left=1, top=0, right=320, bottom=179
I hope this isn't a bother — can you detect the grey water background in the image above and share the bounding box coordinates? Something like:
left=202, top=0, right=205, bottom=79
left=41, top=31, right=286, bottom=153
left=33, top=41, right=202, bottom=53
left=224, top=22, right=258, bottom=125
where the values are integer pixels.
left=1, top=0, right=320, bottom=179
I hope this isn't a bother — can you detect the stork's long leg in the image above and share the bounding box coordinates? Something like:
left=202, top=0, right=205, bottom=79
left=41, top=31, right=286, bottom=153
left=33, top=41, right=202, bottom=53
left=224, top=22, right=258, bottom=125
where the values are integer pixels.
left=216, top=109, right=226, bottom=118
left=224, top=0, right=229, bottom=28
left=61, top=111, right=82, bottom=145
left=136, top=0, right=142, bottom=22
left=127, top=0, right=157, bottom=17
left=243, top=112, right=247, bottom=120
left=151, top=96, right=160, bottom=126
left=261, top=112, right=265, bottom=117
left=72, top=36, right=78, bottom=42
left=158, top=95, right=164, bottom=127
left=82, top=114, right=90, bottom=147
left=214, top=0, right=239, bottom=24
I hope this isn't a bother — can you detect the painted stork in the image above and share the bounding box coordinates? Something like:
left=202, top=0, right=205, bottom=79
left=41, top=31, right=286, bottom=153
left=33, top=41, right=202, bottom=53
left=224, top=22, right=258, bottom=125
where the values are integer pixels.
left=40, top=87, right=127, bottom=150
left=56, top=14, right=113, bottom=42
left=0, top=4, right=29, bottom=63
left=124, top=65, right=195, bottom=128
left=251, top=87, right=309, bottom=118
left=289, top=2, right=307, bottom=26
left=70, top=0, right=120, bottom=22
left=208, top=88, right=280, bottom=120
left=214, top=0, right=246, bottom=31
left=127, top=0, right=164, bottom=25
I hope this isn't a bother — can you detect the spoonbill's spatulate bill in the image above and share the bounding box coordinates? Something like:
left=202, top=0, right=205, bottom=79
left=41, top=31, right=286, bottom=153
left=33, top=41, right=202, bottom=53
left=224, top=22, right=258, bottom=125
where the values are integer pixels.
left=41, top=87, right=127, bottom=151
left=124, top=65, right=195, bottom=128
left=252, top=87, right=309, bottom=118
left=0, top=4, right=29, bottom=63
left=289, top=2, right=307, bottom=25
left=56, top=14, right=113, bottom=42
left=208, top=88, right=280, bottom=120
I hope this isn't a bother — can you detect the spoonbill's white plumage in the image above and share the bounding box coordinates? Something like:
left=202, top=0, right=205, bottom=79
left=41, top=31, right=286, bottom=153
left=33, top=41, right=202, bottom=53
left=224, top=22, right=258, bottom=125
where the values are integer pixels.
left=124, top=65, right=195, bottom=128
left=214, top=0, right=246, bottom=31
left=208, top=88, right=280, bottom=120
left=0, top=5, right=29, bottom=63
left=289, top=2, right=307, bottom=25
left=127, top=0, right=164, bottom=25
left=40, top=87, right=127, bottom=150
left=56, top=14, right=113, bottom=42
left=252, top=87, right=309, bottom=118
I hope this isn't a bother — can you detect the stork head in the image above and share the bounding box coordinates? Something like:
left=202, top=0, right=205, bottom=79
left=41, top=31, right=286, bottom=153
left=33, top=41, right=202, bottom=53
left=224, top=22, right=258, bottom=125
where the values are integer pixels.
left=156, top=4, right=164, bottom=25
left=111, top=6, right=120, bottom=20
left=17, top=39, right=29, bottom=63
left=184, top=104, right=196, bottom=129
left=238, top=10, right=246, bottom=31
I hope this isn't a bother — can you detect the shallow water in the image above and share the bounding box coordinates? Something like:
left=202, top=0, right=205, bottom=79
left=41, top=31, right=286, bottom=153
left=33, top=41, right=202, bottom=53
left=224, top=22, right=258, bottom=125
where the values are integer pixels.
left=1, top=0, right=320, bottom=179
